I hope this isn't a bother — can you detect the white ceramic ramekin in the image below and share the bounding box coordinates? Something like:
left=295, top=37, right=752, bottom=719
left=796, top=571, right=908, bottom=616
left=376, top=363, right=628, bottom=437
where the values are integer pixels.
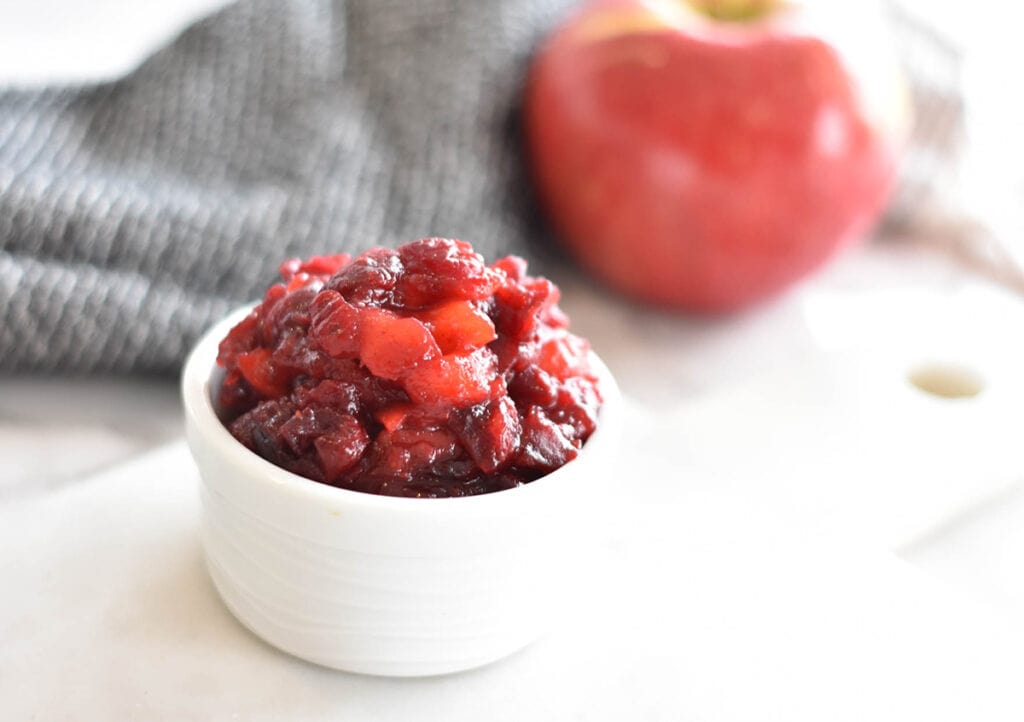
left=182, top=306, right=621, bottom=676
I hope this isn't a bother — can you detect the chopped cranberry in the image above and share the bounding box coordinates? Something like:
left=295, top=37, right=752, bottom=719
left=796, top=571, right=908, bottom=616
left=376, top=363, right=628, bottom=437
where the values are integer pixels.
left=261, top=285, right=320, bottom=344
left=314, top=416, right=370, bottom=482
left=271, top=328, right=328, bottom=378
left=362, top=425, right=465, bottom=489
left=514, top=406, right=580, bottom=472
left=229, top=399, right=327, bottom=481
left=301, top=380, right=362, bottom=417
left=493, top=276, right=559, bottom=339
left=549, top=376, right=602, bottom=438
left=538, top=333, right=594, bottom=381
left=309, top=290, right=361, bottom=358
left=452, top=397, right=521, bottom=473
left=326, top=248, right=404, bottom=307
left=218, top=312, right=259, bottom=360
left=215, top=238, right=602, bottom=497
left=507, top=365, right=559, bottom=409
left=281, top=254, right=351, bottom=282
left=493, top=255, right=527, bottom=282
left=394, top=238, right=497, bottom=308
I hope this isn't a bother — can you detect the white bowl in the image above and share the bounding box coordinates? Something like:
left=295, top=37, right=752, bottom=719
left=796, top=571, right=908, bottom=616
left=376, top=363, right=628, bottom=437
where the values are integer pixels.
left=182, top=306, right=622, bottom=676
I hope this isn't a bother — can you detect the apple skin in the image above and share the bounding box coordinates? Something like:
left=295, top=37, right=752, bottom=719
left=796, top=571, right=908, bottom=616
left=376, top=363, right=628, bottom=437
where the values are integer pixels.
left=525, top=0, right=906, bottom=312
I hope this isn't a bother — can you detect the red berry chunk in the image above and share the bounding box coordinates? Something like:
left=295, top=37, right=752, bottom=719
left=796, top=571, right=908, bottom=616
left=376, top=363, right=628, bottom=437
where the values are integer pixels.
left=314, top=416, right=370, bottom=481
left=326, top=248, right=404, bottom=306
left=453, top=396, right=521, bottom=473
left=515, top=406, right=580, bottom=472
left=280, top=254, right=351, bottom=282
left=215, top=238, right=602, bottom=497
left=538, top=333, right=593, bottom=381
left=365, top=425, right=463, bottom=485
left=309, top=290, right=361, bottom=358
left=507, top=365, right=559, bottom=408
left=394, top=238, right=497, bottom=308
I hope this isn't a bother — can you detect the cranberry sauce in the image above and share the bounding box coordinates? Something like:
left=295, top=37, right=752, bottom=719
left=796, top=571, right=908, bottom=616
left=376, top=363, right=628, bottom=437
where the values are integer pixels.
left=216, top=238, right=603, bottom=498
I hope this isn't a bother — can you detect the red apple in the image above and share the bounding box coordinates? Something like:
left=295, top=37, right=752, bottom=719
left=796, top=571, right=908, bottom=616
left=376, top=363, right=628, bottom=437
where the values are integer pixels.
left=525, top=0, right=909, bottom=312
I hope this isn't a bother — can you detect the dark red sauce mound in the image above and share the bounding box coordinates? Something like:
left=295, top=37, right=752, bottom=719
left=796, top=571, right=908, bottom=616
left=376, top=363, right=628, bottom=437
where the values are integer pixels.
left=216, top=238, right=603, bottom=498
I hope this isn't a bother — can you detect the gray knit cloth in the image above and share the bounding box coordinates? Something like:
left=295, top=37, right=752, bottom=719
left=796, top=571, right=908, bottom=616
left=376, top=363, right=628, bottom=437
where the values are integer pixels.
left=0, top=0, right=962, bottom=374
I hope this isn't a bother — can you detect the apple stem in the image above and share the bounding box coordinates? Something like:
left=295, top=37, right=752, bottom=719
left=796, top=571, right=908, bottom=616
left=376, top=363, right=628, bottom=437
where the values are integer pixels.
left=685, top=0, right=780, bottom=22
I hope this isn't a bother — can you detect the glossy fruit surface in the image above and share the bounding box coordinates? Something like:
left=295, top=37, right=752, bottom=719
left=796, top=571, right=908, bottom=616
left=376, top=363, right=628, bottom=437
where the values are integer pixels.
left=525, top=0, right=906, bottom=311
left=216, top=239, right=603, bottom=497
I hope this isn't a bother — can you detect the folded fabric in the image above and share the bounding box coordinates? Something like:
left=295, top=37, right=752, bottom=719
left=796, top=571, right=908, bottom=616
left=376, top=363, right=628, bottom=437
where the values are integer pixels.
left=0, top=0, right=963, bottom=374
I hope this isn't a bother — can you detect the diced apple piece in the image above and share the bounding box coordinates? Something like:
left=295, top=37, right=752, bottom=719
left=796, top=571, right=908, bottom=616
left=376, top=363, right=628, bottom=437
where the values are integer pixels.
left=235, top=348, right=289, bottom=398
left=403, top=348, right=495, bottom=406
left=359, top=308, right=440, bottom=380
left=418, top=299, right=497, bottom=354
left=376, top=403, right=415, bottom=432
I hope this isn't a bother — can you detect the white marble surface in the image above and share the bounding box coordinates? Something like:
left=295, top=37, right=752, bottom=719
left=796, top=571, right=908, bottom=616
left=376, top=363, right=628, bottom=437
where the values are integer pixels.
left=2, top=0, right=1024, bottom=717
left=4, top=438, right=1024, bottom=721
